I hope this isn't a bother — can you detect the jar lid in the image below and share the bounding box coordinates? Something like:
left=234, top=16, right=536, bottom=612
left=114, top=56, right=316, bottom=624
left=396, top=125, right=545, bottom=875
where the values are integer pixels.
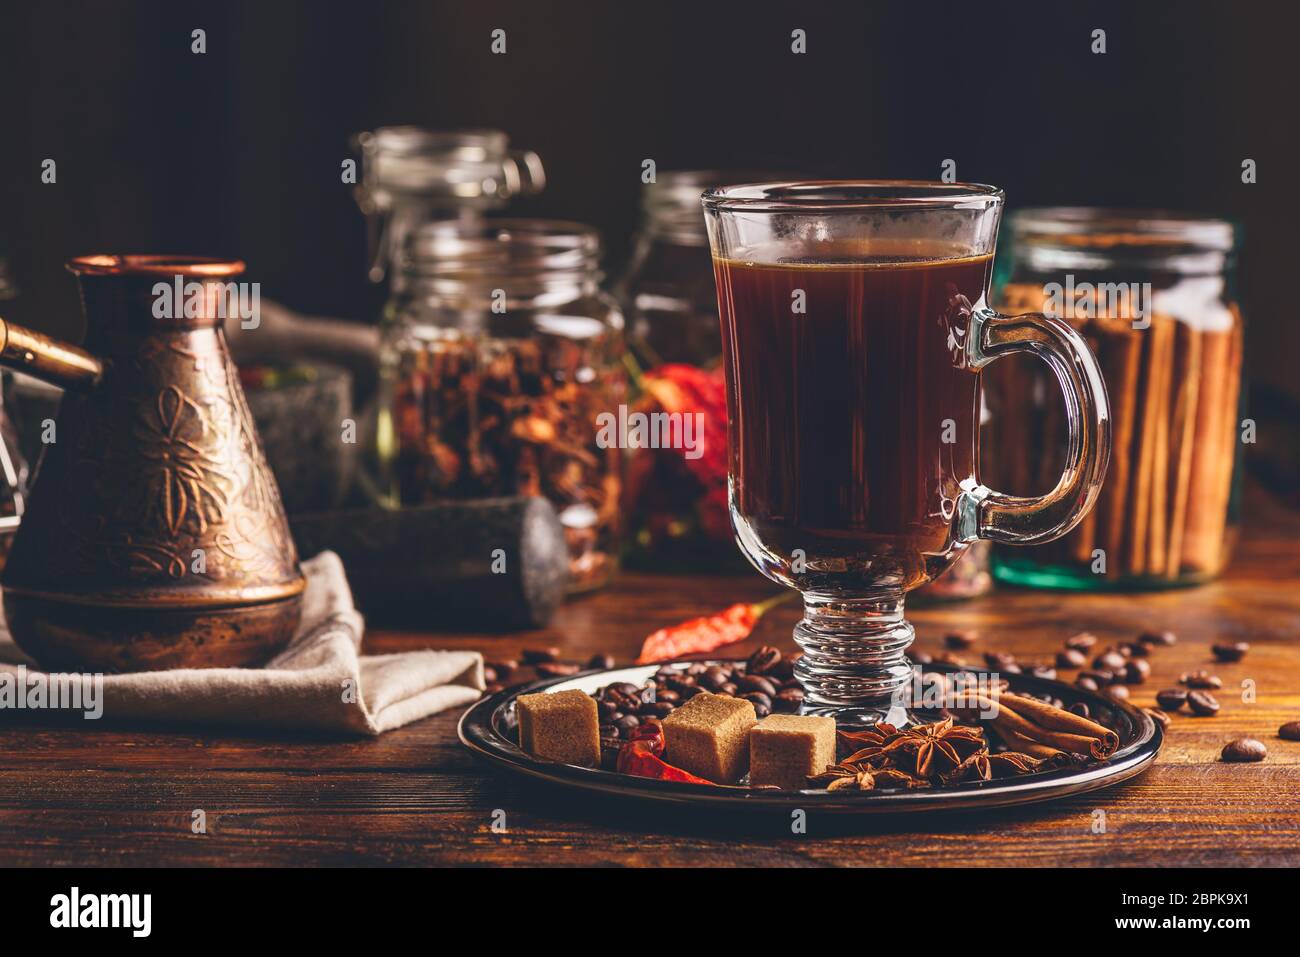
left=402, top=219, right=602, bottom=282
left=1009, top=208, right=1238, bottom=274
left=643, top=170, right=801, bottom=244
left=355, top=126, right=544, bottom=202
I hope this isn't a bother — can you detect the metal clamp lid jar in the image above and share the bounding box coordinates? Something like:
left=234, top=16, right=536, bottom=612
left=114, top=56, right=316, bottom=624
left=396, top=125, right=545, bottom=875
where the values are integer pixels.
left=353, top=127, right=545, bottom=283
left=376, top=219, right=625, bottom=593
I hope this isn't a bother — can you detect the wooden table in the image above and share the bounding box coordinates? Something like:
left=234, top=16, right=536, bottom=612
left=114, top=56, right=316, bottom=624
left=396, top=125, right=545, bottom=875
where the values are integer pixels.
left=3, top=486, right=1298, bottom=867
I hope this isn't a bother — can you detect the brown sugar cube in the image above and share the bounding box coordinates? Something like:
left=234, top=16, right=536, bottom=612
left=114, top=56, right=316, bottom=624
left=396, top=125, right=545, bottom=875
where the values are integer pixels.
left=661, top=692, right=757, bottom=783
left=748, top=714, right=837, bottom=790
left=515, top=689, right=600, bottom=768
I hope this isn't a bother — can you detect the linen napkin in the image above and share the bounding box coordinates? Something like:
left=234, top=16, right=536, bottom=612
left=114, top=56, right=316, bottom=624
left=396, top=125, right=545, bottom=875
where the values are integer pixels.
left=0, top=551, right=485, bottom=735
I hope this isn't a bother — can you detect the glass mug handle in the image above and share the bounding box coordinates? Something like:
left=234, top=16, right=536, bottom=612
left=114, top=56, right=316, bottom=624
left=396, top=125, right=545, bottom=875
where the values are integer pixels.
left=960, top=307, right=1112, bottom=546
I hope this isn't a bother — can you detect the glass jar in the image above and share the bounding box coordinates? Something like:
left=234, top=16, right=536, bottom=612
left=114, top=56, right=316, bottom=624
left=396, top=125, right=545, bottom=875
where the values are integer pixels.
left=985, top=208, right=1244, bottom=589
left=616, top=172, right=785, bottom=568
left=375, top=220, right=625, bottom=593
left=618, top=170, right=729, bottom=366
left=353, top=127, right=545, bottom=285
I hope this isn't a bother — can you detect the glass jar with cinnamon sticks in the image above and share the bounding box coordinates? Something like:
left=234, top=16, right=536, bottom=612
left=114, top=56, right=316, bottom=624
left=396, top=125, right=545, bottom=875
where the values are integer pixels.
left=985, top=209, right=1244, bottom=588
left=375, top=220, right=626, bottom=593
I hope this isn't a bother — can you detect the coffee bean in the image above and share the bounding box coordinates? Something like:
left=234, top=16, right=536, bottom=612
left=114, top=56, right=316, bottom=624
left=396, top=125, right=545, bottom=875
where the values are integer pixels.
left=936, top=652, right=967, bottom=667
left=1211, top=641, right=1249, bottom=663
left=1123, top=659, right=1151, bottom=684
left=1105, top=684, right=1130, bottom=701
left=1068, top=702, right=1091, bottom=719
left=1030, top=666, right=1058, bottom=681
left=1187, top=690, right=1220, bottom=716
left=775, top=687, right=804, bottom=712
left=488, top=659, right=519, bottom=676
left=984, top=651, right=1017, bottom=669
left=687, top=662, right=709, bottom=676
left=522, top=647, right=560, bottom=664
left=746, top=646, right=782, bottom=675
left=1139, top=630, right=1177, bottom=647
left=769, top=657, right=796, bottom=681
left=1144, top=707, right=1172, bottom=730
left=667, top=674, right=697, bottom=693
left=1075, top=676, right=1100, bottom=692
left=739, top=674, right=778, bottom=697
left=1220, top=738, right=1266, bottom=762
left=614, top=714, right=641, bottom=731
left=483, top=666, right=498, bottom=685
left=719, top=682, right=739, bottom=696
left=599, top=724, right=618, bottom=740
left=1093, top=650, right=1127, bottom=672
left=1057, top=649, right=1087, bottom=668
left=586, top=653, right=615, bottom=670
left=1065, top=632, right=1098, bottom=651
left=1278, top=722, right=1300, bottom=741
left=656, top=689, right=680, bottom=704
left=1120, top=642, right=1150, bottom=658
left=911, top=650, right=934, bottom=665
left=598, top=700, right=618, bottom=720
left=645, top=701, right=676, bottom=718
left=945, top=630, right=979, bottom=649
left=1155, top=688, right=1188, bottom=711
left=536, top=662, right=580, bottom=678
left=1181, top=670, right=1222, bottom=689
left=607, top=682, right=640, bottom=698
left=700, top=666, right=731, bottom=691
left=1080, top=669, right=1116, bottom=686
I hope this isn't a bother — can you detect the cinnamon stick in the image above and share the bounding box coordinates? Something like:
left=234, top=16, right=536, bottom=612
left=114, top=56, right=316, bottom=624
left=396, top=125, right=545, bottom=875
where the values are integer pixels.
left=1092, top=315, right=1143, bottom=576
left=960, top=691, right=1120, bottom=759
left=1128, top=315, right=1180, bottom=574
left=1197, top=309, right=1244, bottom=574
left=1164, top=320, right=1203, bottom=576
left=1182, top=316, right=1236, bottom=572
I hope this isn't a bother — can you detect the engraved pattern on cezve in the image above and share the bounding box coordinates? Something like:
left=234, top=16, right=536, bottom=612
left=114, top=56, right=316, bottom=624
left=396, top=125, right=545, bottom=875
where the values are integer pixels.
left=12, top=330, right=297, bottom=589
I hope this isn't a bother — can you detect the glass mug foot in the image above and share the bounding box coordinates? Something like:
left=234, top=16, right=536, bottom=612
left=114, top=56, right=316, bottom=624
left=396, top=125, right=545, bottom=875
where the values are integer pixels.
left=792, top=593, right=922, bottom=728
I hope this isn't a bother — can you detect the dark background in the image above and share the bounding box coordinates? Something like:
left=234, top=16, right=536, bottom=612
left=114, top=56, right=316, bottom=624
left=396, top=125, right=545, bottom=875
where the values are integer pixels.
left=1, top=0, right=1295, bottom=401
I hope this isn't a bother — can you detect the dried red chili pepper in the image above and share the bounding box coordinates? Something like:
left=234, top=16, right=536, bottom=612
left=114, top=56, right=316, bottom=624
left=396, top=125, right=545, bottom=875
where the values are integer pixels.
left=616, top=719, right=713, bottom=784
left=634, top=592, right=793, bottom=664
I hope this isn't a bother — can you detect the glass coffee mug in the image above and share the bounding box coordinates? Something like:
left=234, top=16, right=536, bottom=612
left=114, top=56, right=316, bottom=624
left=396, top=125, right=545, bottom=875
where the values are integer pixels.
left=703, top=182, right=1111, bottom=725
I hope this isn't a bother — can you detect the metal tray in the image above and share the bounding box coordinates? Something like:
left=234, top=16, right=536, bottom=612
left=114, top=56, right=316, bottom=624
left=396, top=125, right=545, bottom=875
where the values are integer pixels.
left=459, top=661, right=1162, bottom=815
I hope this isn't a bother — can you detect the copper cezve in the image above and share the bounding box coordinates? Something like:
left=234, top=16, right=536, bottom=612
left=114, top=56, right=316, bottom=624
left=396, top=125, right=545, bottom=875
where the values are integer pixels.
left=0, top=255, right=304, bottom=671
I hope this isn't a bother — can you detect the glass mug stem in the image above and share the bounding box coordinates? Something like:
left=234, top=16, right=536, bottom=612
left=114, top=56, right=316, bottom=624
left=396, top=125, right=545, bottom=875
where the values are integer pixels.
left=793, top=592, right=915, bottom=726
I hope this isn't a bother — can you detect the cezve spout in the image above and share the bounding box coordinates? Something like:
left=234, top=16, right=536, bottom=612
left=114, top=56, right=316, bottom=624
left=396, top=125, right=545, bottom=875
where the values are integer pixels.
left=0, top=316, right=103, bottom=391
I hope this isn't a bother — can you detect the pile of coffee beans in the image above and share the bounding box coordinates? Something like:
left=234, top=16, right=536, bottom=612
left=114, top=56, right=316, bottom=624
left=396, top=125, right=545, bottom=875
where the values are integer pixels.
left=592, top=646, right=802, bottom=744
left=1043, top=630, right=1180, bottom=704
left=484, top=649, right=617, bottom=693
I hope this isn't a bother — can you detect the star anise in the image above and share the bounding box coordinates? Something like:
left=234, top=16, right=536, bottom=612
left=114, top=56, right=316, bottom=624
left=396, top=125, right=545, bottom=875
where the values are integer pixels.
left=901, top=717, right=986, bottom=778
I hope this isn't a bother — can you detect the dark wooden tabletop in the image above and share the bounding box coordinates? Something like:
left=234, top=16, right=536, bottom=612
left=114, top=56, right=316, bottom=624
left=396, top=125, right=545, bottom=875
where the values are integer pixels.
left=3, top=486, right=1298, bottom=867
